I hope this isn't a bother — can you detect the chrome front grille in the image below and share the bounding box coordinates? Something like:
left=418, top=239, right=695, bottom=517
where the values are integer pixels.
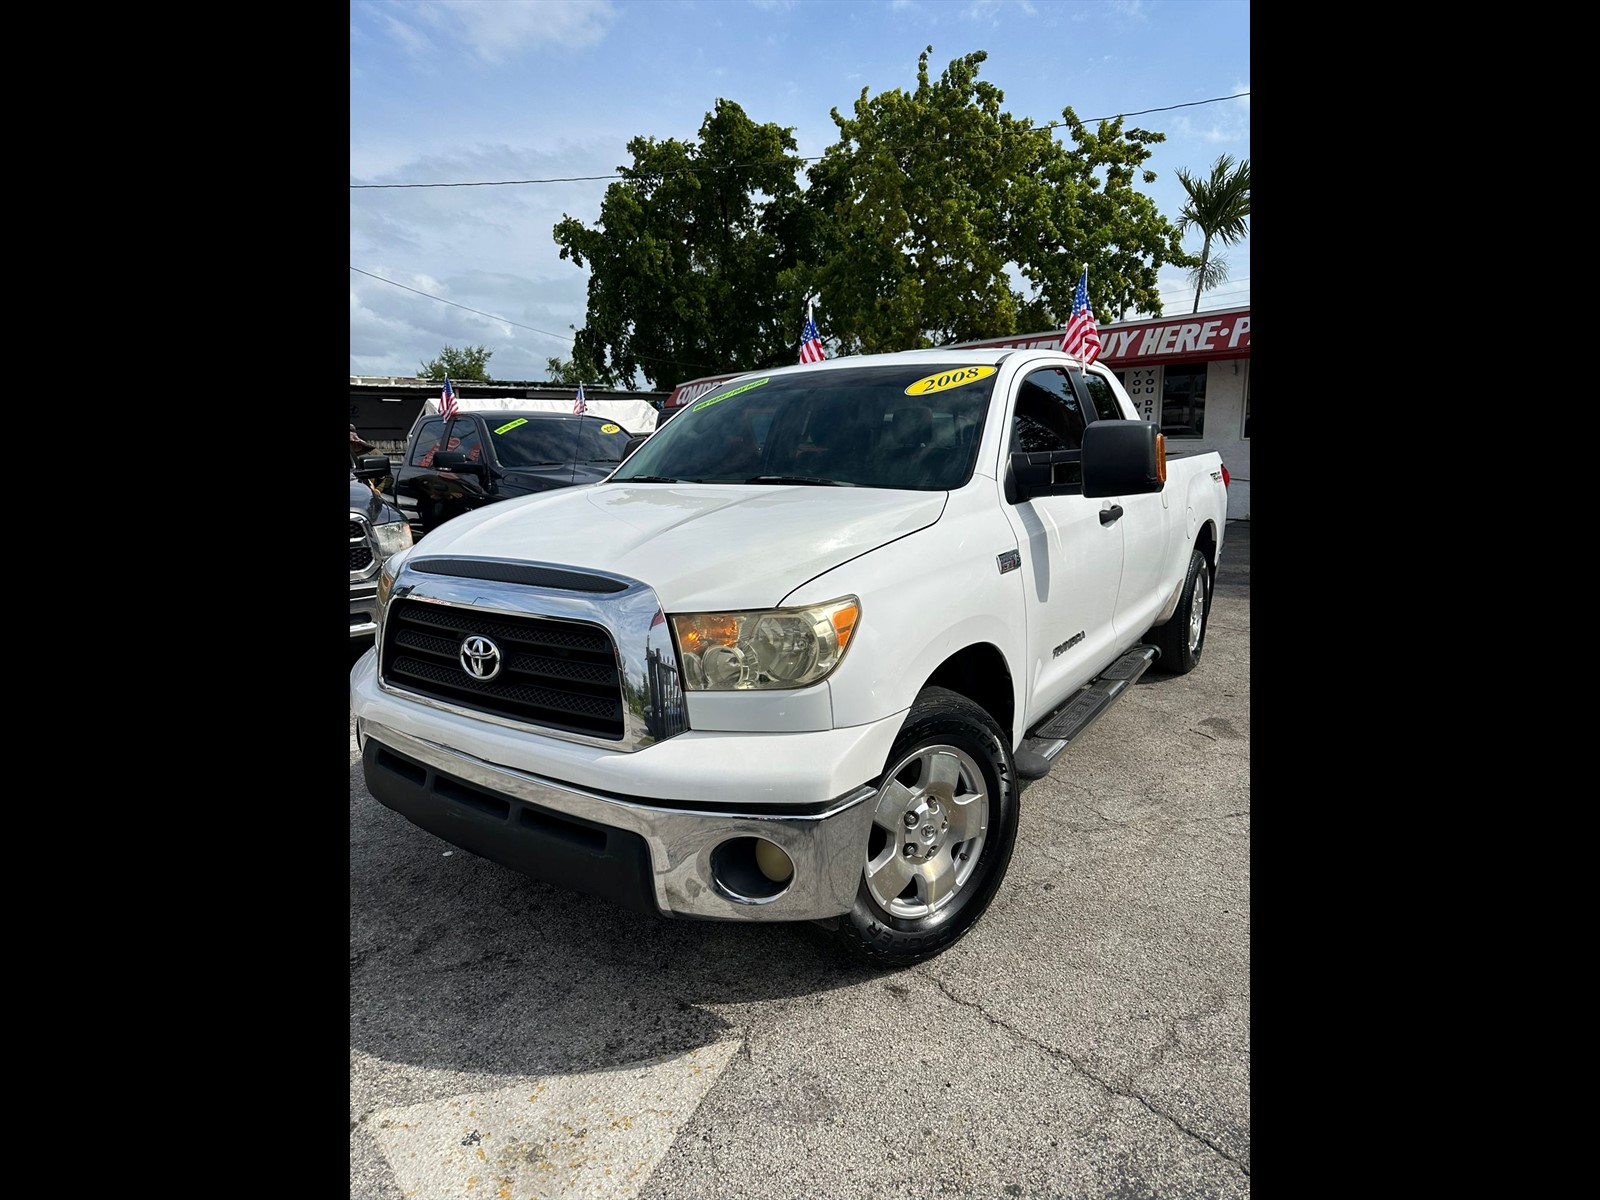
left=374, top=556, right=689, bottom=750
left=350, top=516, right=375, bottom=575
left=381, top=598, right=625, bottom=739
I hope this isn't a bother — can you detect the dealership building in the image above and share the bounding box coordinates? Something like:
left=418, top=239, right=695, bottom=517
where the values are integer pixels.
left=666, top=306, right=1251, bottom=520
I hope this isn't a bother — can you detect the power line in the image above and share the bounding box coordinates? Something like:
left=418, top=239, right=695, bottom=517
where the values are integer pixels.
left=1156, top=278, right=1251, bottom=303
left=350, top=267, right=723, bottom=375
left=350, top=92, right=1249, bottom=190
left=350, top=267, right=577, bottom=340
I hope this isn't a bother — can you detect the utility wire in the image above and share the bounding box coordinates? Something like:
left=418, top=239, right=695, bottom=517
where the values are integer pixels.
left=350, top=267, right=578, bottom=340
left=350, top=267, right=728, bottom=375
left=1156, top=278, right=1251, bottom=303
left=351, top=92, right=1249, bottom=190
left=351, top=263, right=1250, bottom=345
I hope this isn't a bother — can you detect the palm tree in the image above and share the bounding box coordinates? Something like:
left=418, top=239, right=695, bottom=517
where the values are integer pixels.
left=1174, top=155, right=1250, bottom=313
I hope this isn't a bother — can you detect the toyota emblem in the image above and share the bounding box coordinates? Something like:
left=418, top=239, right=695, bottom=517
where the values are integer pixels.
left=459, top=635, right=502, bottom=681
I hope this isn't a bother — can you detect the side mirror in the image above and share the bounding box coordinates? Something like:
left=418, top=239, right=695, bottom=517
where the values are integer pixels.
left=1081, top=420, right=1165, bottom=498
left=622, top=433, right=650, bottom=459
left=353, top=453, right=391, bottom=482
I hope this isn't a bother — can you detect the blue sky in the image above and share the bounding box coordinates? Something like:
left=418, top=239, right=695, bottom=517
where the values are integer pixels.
left=350, top=0, right=1250, bottom=386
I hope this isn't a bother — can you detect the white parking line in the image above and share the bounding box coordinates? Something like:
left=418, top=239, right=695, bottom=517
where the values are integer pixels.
left=372, top=1039, right=742, bottom=1199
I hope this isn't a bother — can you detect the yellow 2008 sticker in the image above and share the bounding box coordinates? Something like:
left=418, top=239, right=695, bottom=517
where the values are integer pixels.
left=600, top=423, right=620, bottom=434
left=905, top=365, right=997, bottom=396
left=493, top=418, right=529, bottom=435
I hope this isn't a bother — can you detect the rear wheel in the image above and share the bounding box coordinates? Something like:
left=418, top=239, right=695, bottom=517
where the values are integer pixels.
left=832, top=687, right=1018, bottom=967
left=1147, top=548, right=1210, bottom=675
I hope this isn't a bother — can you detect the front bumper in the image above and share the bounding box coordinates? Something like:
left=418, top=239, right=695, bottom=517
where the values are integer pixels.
left=357, top=717, right=880, bottom=921
left=350, top=580, right=379, bottom=639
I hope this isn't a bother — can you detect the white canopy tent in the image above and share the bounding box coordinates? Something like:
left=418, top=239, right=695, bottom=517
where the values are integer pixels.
left=418, top=395, right=659, bottom=434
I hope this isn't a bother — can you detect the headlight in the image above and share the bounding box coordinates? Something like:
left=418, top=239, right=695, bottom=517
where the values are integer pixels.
left=671, top=597, right=859, bottom=691
left=375, top=545, right=415, bottom=625
left=371, top=520, right=413, bottom=563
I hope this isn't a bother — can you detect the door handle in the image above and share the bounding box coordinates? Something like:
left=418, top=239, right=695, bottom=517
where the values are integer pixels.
left=1099, top=505, right=1124, bottom=525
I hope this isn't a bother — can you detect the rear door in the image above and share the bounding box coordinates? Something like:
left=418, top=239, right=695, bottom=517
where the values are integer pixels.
left=1083, top=367, right=1174, bottom=640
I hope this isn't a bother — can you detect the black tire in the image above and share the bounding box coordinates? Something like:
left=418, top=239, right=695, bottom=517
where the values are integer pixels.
left=1147, top=548, right=1211, bottom=675
left=832, top=687, right=1019, bottom=967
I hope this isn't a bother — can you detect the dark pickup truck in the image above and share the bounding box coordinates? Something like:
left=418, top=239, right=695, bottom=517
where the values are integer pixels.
left=350, top=455, right=413, bottom=642
left=391, top=410, right=642, bottom=539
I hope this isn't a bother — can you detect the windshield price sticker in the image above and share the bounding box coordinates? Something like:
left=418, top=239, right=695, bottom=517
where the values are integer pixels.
left=600, top=423, right=620, bottom=434
left=905, top=365, right=996, bottom=396
left=493, top=418, right=529, bottom=435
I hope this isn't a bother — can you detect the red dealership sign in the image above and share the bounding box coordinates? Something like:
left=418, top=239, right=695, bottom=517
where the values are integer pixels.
left=665, top=308, right=1250, bottom=408
left=953, top=308, right=1250, bottom=366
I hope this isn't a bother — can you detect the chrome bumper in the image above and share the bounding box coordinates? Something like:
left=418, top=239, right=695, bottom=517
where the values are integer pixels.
left=357, top=718, right=878, bottom=921
left=350, top=580, right=379, bottom=638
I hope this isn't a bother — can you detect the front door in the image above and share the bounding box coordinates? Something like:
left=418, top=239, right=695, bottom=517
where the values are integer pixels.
left=998, top=367, right=1125, bottom=719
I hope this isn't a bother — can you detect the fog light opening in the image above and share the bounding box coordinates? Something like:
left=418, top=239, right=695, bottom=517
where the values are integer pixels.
left=710, top=837, right=794, bottom=903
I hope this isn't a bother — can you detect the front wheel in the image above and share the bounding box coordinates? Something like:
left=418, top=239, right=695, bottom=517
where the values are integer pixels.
left=831, top=687, right=1019, bottom=967
left=1147, top=547, right=1211, bottom=675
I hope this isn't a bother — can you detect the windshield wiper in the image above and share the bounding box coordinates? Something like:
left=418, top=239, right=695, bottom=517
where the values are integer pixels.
left=745, top=475, right=854, bottom=486
left=619, top=475, right=685, bottom=483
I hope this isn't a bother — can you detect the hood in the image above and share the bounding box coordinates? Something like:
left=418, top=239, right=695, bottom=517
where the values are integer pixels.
left=350, top=476, right=405, bottom=524
left=409, top=482, right=947, bottom=609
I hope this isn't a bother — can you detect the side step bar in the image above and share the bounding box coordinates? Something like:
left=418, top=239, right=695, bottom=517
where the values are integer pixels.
left=1012, top=645, right=1158, bottom=781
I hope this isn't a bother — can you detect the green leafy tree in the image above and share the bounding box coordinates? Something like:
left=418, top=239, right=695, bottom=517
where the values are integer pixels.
left=805, top=47, right=1191, bottom=352
left=544, top=349, right=611, bottom=386
left=554, top=99, right=820, bottom=389
left=1174, top=154, right=1250, bottom=313
left=418, top=344, right=493, bottom=382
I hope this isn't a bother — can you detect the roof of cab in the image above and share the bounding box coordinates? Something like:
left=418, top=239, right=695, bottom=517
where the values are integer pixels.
left=713, top=345, right=1090, bottom=382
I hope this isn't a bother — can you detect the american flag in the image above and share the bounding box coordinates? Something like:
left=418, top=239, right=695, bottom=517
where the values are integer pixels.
left=573, top=382, right=587, bottom=414
left=799, top=302, right=825, bottom=364
left=1060, top=267, right=1102, bottom=365
left=440, top=375, right=459, bottom=420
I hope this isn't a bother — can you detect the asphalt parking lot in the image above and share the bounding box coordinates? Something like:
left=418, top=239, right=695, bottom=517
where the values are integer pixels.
left=350, top=519, right=1249, bottom=1199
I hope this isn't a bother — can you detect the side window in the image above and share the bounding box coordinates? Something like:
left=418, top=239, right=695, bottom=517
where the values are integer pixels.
left=410, top=417, right=445, bottom=468
left=1011, top=369, right=1086, bottom=453
left=449, top=420, right=483, bottom=463
left=1080, top=373, right=1125, bottom=422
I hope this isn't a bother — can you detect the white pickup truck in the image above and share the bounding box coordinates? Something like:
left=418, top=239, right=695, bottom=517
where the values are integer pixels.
left=351, top=348, right=1230, bottom=964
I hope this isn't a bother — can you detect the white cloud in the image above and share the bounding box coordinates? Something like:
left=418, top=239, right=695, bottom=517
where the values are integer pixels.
left=399, top=0, right=619, bottom=65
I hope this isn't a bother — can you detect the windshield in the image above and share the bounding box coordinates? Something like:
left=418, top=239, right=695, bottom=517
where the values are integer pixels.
left=489, top=415, right=637, bottom=468
left=611, top=363, right=996, bottom=489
